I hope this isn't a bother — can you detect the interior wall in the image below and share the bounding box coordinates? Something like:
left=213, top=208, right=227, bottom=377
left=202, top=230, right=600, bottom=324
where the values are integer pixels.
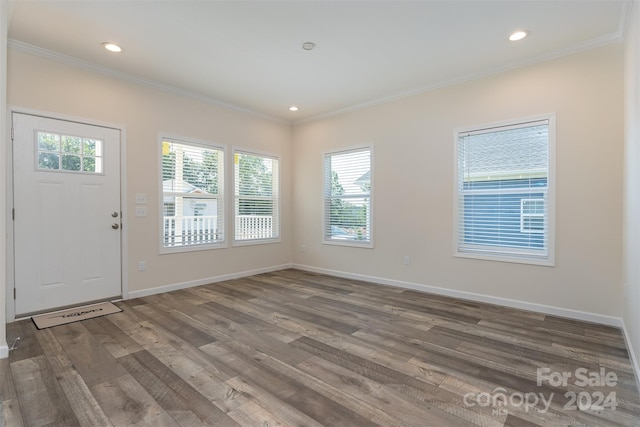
left=6, top=47, right=292, bottom=303
left=292, top=44, right=624, bottom=318
left=2, top=30, right=630, bottom=360
left=624, top=1, right=640, bottom=374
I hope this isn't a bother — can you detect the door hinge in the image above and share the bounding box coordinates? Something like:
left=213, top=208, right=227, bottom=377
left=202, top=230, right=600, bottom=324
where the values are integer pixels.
left=13, top=288, right=16, bottom=300
left=12, top=208, right=15, bottom=220
left=10, top=126, right=14, bottom=141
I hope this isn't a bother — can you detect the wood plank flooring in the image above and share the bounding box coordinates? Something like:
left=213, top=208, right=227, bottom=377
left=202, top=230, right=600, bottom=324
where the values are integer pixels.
left=2, top=269, right=639, bottom=426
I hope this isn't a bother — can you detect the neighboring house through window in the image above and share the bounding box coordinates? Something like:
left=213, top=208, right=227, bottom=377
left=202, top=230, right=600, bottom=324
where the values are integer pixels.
left=161, top=136, right=224, bottom=251
left=455, top=116, right=555, bottom=265
left=520, top=198, right=545, bottom=233
left=324, top=147, right=372, bottom=246
left=234, top=150, right=280, bottom=243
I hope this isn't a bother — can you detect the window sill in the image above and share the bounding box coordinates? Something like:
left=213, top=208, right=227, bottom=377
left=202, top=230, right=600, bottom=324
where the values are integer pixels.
left=160, top=242, right=227, bottom=254
left=454, top=251, right=555, bottom=267
left=232, top=238, right=281, bottom=247
left=323, top=239, right=374, bottom=249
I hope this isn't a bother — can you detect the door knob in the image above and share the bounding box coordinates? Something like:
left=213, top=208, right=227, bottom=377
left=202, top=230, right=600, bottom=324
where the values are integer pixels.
left=112, top=211, right=119, bottom=218
left=112, top=223, right=120, bottom=230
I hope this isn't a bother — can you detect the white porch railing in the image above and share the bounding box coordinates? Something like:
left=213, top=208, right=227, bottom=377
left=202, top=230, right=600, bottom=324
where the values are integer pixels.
left=163, top=214, right=275, bottom=245
left=164, top=215, right=219, bottom=246
left=235, top=215, right=274, bottom=240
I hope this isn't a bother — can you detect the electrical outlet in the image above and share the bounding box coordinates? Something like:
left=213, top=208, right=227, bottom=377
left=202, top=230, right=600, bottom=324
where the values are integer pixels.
left=403, top=256, right=411, bottom=266
left=138, top=261, right=146, bottom=271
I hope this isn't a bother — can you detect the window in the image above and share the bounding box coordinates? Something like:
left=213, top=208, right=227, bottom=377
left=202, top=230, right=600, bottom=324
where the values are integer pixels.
left=36, top=131, right=103, bottom=173
left=324, top=147, right=372, bottom=246
left=234, top=151, right=279, bottom=242
left=455, top=117, right=554, bottom=264
left=161, top=137, right=224, bottom=250
left=521, top=199, right=545, bottom=233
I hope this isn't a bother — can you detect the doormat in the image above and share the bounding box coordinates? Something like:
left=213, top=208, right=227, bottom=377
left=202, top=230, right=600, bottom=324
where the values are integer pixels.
left=31, top=301, right=122, bottom=330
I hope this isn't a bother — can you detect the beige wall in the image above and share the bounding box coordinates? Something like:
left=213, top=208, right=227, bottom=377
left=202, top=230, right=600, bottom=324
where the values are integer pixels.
left=624, top=1, right=640, bottom=374
left=6, top=48, right=293, bottom=302
left=1, top=35, right=629, bottom=356
left=292, top=44, right=624, bottom=318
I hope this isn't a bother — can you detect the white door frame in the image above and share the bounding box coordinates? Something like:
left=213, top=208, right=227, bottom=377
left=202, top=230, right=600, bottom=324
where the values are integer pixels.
left=6, top=107, right=128, bottom=322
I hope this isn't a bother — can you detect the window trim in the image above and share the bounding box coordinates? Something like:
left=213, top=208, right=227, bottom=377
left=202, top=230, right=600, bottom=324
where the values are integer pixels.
left=322, top=145, right=374, bottom=248
left=453, top=114, right=556, bottom=266
left=520, top=198, right=545, bottom=234
left=232, top=147, right=281, bottom=246
left=158, top=134, right=226, bottom=254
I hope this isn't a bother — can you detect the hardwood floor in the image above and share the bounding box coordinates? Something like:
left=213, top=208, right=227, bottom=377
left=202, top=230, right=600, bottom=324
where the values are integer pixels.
left=2, top=269, right=639, bottom=426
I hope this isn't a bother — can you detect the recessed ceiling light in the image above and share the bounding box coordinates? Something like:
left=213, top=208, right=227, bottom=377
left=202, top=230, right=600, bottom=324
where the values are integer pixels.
left=102, top=42, right=123, bottom=53
left=289, top=106, right=299, bottom=112
left=509, top=30, right=529, bottom=42
left=302, top=42, right=316, bottom=51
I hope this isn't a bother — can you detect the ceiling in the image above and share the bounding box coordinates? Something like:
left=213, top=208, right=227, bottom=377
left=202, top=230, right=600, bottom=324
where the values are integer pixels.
left=7, top=0, right=630, bottom=122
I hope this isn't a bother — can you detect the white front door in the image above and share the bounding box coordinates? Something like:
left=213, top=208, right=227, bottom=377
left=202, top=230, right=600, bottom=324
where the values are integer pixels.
left=12, top=112, right=122, bottom=316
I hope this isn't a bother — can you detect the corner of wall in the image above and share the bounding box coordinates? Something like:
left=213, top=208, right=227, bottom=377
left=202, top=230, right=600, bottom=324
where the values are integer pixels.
left=623, top=0, right=640, bottom=387
left=0, top=0, right=9, bottom=359
left=621, top=318, right=640, bottom=393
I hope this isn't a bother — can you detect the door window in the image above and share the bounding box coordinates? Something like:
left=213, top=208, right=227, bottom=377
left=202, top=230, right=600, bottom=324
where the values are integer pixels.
left=36, top=131, right=103, bottom=174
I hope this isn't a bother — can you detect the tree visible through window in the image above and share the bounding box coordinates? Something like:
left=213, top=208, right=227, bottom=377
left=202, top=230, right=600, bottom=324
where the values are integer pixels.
left=234, top=151, right=279, bottom=242
left=324, top=148, right=372, bottom=245
left=36, top=131, right=103, bottom=173
left=161, top=137, right=224, bottom=249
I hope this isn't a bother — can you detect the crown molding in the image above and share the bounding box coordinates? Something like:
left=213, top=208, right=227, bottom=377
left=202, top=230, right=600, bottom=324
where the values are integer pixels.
left=8, top=4, right=628, bottom=130
left=619, top=0, right=636, bottom=41
left=8, top=39, right=288, bottom=125
left=294, top=30, right=626, bottom=125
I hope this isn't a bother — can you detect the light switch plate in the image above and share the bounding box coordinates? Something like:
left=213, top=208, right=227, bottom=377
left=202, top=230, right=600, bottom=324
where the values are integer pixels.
left=135, top=193, right=147, bottom=204
left=135, top=206, right=147, bottom=217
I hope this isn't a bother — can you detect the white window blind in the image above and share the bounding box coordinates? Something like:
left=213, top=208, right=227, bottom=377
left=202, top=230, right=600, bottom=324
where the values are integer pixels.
left=234, top=151, right=279, bottom=242
left=456, top=119, right=551, bottom=262
left=324, top=148, right=372, bottom=245
left=161, top=138, right=224, bottom=249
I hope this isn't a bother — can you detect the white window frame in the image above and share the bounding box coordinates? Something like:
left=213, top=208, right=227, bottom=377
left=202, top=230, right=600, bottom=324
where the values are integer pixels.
left=453, top=115, right=555, bottom=266
left=520, top=198, right=545, bottom=234
left=159, top=134, right=226, bottom=254
left=233, top=148, right=280, bottom=246
left=323, top=146, right=374, bottom=248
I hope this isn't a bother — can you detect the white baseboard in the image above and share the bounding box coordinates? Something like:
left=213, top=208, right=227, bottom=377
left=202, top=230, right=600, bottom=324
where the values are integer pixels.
left=123, top=262, right=638, bottom=391
left=621, top=319, right=640, bottom=393
left=293, top=263, right=623, bottom=327
left=0, top=343, right=8, bottom=359
left=127, top=263, right=293, bottom=299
